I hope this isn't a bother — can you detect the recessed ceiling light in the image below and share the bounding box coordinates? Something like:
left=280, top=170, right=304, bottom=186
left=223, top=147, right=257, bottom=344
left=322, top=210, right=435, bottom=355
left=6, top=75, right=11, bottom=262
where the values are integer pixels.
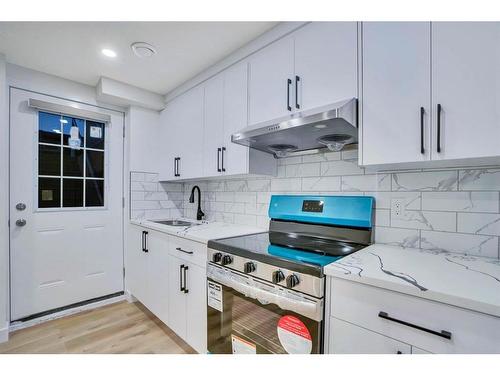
left=101, top=48, right=117, bottom=58
left=131, top=42, right=157, bottom=58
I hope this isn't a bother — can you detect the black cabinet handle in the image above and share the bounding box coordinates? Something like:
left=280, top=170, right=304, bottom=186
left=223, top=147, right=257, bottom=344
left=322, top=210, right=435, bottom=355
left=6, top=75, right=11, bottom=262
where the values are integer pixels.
left=286, top=78, right=292, bottom=111
left=420, top=107, right=425, bottom=154
left=221, top=147, right=226, bottom=172
left=174, top=157, right=177, bottom=177
left=177, top=157, right=181, bottom=177
left=141, top=231, right=145, bottom=252
left=397, top=351, right=402, bottom=354
left=217, top=148, right=221, bottom=172
left=176, top=247, right=194, bottom=255
left=142, top=231, right=149, bottom=253
left=295, top=75, right=300, bottom=109
left=180, top=264, right=185, bottom=292
left=378, top=311, right=451, bottom=340
left=183, top=265, right=189, bottom=294
left=437, top=104, right=442, bottom=153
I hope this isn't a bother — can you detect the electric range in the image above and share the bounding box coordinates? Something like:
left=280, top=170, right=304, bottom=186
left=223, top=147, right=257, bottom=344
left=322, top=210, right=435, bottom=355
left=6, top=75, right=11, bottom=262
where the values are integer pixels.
left=206, top=195, right=374, bottom=354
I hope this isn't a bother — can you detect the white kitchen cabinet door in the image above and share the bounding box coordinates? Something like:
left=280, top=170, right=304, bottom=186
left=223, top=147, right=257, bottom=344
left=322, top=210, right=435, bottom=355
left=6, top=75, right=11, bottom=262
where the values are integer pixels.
left=294, top=22, right=358, bottom=112
left=185, top=263, right=207, bottom=353
left=146, top=231, right=170, bottom=326
left=361, top=22, right=431, bottom=166
left=222, top=62, right=250, bottom=175
left=248, top=36, right=294, bottom=126
left=176, top=86, right=205, bottom=180
left=431, top=22, right=500, bottom=161
left=126, top=225, right=148, bottom=304
left=159, top=98, right=183, bottom=181
left=168, top=255, right=187, bottom=339
left=329, top=317, right=411, bottom=354
left=203, top=75, right=225, bottom=177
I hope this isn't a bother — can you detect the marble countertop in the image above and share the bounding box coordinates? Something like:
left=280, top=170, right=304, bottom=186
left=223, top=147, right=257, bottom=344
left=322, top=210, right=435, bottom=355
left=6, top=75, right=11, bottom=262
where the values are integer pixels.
left=130, top=218, right=265, bottom=244
left=324, top=244, right=500, bottom=317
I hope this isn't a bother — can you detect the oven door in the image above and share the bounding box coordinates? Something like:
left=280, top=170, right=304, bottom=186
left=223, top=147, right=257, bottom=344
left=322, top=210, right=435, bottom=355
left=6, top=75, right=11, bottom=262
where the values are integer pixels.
left=207, top=263, right=324, bottom=354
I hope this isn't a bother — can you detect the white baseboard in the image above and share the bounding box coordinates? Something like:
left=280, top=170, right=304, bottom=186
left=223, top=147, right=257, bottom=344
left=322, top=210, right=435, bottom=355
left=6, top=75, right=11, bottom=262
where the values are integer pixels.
left=9, top=294, right=126, bottom=332
left=125, top=291, right=138, bottom=303
left=0, top=322, right=8, bottom=343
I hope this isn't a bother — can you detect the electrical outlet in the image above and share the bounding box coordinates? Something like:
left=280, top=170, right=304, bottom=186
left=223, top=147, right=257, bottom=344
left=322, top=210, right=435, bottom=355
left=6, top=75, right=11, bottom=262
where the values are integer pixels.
left=391, top=198, right=405, bottom=218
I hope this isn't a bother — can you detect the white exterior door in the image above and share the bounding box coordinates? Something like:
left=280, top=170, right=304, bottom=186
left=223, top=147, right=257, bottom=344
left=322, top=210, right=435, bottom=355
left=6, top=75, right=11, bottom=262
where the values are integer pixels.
left=360, top=22, right=431, bottom=166
left=9, top=88, right=124, bottom=321
left=431, top=22, right=500, bottom=161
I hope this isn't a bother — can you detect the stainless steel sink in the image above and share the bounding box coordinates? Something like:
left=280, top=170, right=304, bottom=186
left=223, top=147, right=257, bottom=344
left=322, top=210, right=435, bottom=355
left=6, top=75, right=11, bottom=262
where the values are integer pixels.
left=152, top=219, right=194, bottom=227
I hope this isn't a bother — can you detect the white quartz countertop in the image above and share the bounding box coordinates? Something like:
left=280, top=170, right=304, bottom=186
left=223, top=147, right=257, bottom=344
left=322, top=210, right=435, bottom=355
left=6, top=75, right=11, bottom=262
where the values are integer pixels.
left=324, top=244, right=500, bottom=318
left=130, top=218, right=265, bottom=244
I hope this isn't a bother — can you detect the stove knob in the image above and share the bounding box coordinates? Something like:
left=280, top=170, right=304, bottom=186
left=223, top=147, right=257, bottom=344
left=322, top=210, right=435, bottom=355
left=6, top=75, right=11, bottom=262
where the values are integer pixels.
left=244, top=262, right=256, bottom=274
left=221, top=255, right=233, bottom=266
left=272, top=270, right=285, bottom=284
left=212, top=252, right=222, bottom=263
left=286, top=274, right=300, bottom=288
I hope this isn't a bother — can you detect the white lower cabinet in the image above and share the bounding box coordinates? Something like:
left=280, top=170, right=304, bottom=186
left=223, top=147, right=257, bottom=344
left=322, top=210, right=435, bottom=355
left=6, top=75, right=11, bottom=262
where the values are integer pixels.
left=168, top=254, right=207, bottom=354
left=330, top=318, right=411, bottom=354
left=327, top=277, right=500, bottom=354
left=127, top=225, right=207, bottom=353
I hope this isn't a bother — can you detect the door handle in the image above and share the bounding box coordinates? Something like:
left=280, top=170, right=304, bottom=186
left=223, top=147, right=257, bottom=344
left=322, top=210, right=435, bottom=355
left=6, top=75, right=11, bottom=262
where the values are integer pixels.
left=142, top=231, right=149, bottom=253
left=221, top=147, right=226, bottom=172
left=15, top=219, right=26, bottom=227
left=286, top=78, right=292, bottom=111
left=378, top=311, right=451, bottom=340
left=295, top=75, right=300, bottom=109
left=180, top=264, right=185, bottom=292
left=183, top=265, right=189, bottom=294
left=437, top=104, right=442, bottom=153
left=217, top=148, right=221, bottom=172
left=420, top=107, right=425, bottom=154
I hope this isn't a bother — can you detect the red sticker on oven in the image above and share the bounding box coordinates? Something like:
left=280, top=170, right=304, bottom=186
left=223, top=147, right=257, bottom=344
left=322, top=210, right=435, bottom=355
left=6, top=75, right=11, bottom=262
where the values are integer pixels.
left=277, top=315, right=312, bottom=354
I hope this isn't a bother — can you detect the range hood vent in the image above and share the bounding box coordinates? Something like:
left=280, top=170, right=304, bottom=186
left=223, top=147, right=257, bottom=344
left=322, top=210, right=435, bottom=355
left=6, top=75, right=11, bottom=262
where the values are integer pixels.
left=232, top=98, right=358, bottom=158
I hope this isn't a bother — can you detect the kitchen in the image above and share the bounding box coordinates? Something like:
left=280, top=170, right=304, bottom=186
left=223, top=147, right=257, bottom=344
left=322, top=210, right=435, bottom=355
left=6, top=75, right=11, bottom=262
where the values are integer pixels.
left=1, top=2, right=500, bottom=370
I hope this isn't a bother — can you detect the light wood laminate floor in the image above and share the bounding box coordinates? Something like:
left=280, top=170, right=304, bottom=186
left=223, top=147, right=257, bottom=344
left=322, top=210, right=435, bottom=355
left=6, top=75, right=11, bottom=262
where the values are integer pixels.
left=0, top=301, right=196, bottom=354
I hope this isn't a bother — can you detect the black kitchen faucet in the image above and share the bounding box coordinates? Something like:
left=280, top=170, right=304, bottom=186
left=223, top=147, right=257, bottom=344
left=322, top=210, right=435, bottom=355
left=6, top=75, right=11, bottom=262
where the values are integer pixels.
left=189, top=185, right=205, bottom=221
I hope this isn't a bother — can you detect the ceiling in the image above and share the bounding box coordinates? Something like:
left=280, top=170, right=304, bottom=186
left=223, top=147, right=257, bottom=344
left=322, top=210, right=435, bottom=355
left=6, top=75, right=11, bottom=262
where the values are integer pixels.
left=0, top=22, right=278, bottom=95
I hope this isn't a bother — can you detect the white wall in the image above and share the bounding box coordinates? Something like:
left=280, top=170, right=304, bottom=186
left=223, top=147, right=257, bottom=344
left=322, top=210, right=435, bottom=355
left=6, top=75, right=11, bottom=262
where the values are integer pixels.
left=0, top=54, right=9, bottom=342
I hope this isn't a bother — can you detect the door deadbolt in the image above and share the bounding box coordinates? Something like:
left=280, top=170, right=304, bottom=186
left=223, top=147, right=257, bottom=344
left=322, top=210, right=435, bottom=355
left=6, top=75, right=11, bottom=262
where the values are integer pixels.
left=16, top=203, right=26, bottom=211
left=15, top=219, right=27, bottom=227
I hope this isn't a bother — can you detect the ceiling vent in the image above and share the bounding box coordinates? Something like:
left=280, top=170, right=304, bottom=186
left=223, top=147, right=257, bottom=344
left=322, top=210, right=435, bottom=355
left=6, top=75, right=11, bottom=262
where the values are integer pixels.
left=131, top=42, right=157, bottom=58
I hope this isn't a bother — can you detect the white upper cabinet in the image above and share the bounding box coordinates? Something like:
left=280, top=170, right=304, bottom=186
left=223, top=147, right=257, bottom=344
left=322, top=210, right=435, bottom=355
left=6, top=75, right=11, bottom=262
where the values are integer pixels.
left=203, top=75, right=225, bottom=177
left=222, top=62, right=251, bottom=175
left=248, top=36, right=295, bottom=125
left=294, top=22, right=358, bottom=112
left=361, top=22, right=431, bottom=166
left=431, top=22, right=500, bottom=161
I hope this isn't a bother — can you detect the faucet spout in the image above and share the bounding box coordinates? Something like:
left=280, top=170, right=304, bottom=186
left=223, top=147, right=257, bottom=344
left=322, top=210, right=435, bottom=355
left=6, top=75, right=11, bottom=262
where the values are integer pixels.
left=189, top=185, right=205, bottom=221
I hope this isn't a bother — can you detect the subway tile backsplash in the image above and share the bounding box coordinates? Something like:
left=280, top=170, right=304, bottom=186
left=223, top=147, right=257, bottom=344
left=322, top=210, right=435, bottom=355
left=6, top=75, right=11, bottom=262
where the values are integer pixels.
left=130, top=149, right=500, bottom=259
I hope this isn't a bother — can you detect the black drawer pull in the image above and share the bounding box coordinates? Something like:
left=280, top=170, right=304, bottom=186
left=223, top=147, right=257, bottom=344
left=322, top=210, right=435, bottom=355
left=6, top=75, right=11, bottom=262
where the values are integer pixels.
left=437, top=104, right=442, bottom=153
left=378, top=311, right=451, bottom=340
left=217, top=148, right=221, bottom=172
left=295, top=75, right=300, bottom=109
left=286, top=78, right=292, bottom=111
left=180, top=264, right=185, bottom=291
left=420, top=107, right=425, bottom=154
left=142, top=231, right=149, bottom=253
left=176, top=247, right=193, bottom=255
left=221, top=147, right=226, bottom=172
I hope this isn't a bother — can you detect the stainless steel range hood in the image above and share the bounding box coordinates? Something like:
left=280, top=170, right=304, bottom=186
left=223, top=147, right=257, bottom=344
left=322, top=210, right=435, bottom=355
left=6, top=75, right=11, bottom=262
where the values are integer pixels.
left=232, top=98, right=358, bottom=157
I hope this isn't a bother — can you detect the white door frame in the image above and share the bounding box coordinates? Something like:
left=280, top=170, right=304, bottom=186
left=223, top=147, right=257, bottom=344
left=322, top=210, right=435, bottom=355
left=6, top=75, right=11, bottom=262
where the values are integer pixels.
left=8, top=86, right=127, bottom=323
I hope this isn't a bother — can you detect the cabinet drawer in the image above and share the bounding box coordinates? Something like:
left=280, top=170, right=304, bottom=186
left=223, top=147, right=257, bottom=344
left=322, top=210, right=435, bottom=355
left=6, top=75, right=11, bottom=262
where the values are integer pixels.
left=329, top=317, right=411, bottom=354
left=168, top=236, right=207, bottom=268
left=330, top=278, right=500, bottom=353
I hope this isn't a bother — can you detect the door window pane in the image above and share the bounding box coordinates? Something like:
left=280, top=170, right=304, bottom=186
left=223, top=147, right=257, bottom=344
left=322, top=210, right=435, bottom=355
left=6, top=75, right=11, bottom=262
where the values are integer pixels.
left=63, top=179, right=83, bottom=207
left=86, top=150, right=104, bottom=178
left=39, top=177, right=61, bottom=208
left=63, top=116, right=84, bottom=147
left=39, top=144, right=61, bottom=176
left=39, top=112, right=62, bottom=144
left=86, top=121, right=105, bottom=149
left=63, top=148, right=84, bottom=177
left=86, top=179, right=104, bottom=207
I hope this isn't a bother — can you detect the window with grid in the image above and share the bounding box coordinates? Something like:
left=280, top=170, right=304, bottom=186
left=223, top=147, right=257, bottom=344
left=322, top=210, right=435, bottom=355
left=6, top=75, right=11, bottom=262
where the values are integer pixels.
left=37, top=111, right=106, bottom=209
